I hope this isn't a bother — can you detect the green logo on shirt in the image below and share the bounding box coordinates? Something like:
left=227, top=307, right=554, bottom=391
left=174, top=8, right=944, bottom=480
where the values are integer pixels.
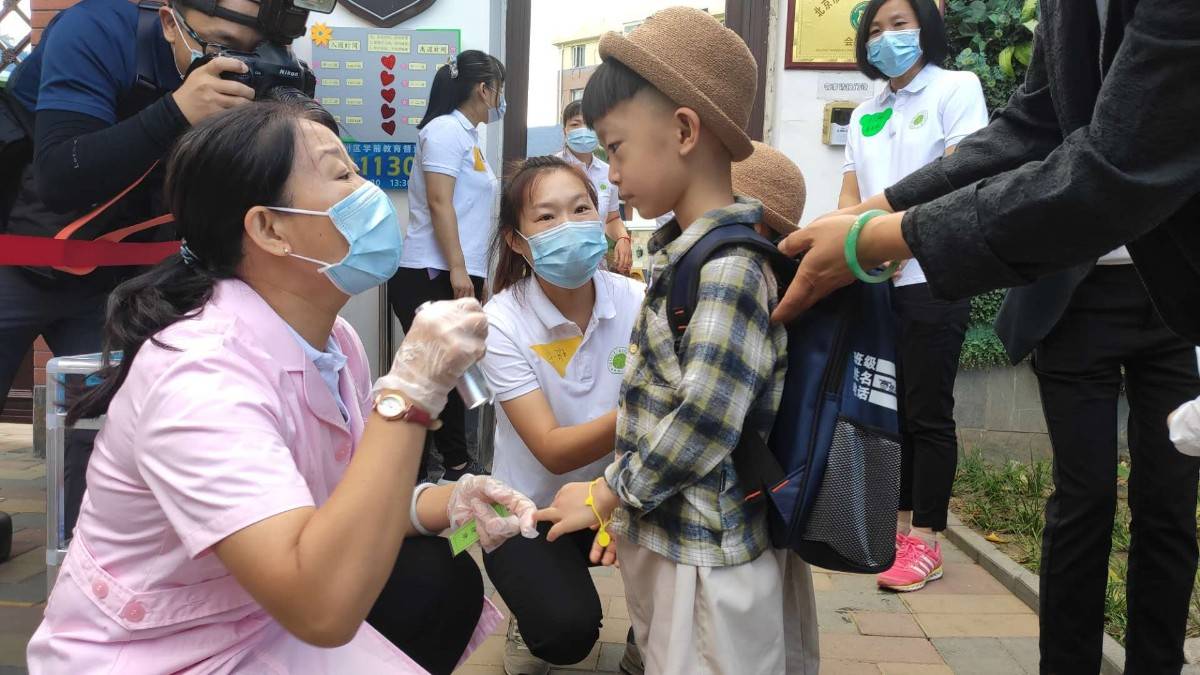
left=860, top=108, right=893, bottom=137
left=909, top=110, right=929, bottom=129
left=600, top=182, right=609, bottom=191
left=609, top=347, right=628, bottom=374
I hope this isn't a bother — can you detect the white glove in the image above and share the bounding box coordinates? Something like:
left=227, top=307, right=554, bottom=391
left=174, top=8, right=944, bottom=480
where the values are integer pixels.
left=372, top=298, right=487, bottom=418
left=447, top=475, right=539, bottom=553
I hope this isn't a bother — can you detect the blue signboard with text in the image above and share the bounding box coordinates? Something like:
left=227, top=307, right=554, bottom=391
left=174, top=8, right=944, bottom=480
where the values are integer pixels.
left=346, top=142, right=416, bottom=191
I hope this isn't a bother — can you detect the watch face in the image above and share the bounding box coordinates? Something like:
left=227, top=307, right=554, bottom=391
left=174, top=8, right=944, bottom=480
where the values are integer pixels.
left=377, top=395, right=405, bottom=418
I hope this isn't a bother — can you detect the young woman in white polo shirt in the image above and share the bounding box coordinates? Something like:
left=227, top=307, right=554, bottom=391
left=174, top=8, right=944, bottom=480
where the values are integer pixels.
left=555, top=99, right=632, bottom=275
left=479, top=156, right=645, bottom=675
left=389, top=50, right=505, bottom=481
left=841, top=0, right=988, bottom=593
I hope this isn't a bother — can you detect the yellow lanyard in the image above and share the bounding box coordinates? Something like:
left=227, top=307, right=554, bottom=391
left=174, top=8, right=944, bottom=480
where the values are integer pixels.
left=586, top=478, right=612, bottom=547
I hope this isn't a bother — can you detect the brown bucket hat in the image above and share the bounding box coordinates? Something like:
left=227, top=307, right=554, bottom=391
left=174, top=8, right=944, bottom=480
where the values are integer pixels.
left=598, top=6, right=757, bottom=161
left=732, top=141, right=807, bottom=236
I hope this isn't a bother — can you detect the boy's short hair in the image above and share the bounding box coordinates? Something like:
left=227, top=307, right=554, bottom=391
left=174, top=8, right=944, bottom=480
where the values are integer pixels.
left=580, top=59, right=654, bottom=129
left=561, top=99, right=584, bottom=126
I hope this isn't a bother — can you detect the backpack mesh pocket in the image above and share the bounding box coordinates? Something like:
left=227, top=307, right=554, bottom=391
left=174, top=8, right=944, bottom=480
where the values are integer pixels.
left=800, top=417, right=900, bottom=569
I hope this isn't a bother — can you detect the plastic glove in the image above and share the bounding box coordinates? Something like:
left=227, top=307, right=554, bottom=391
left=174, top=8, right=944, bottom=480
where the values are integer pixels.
left=447, top=475, right=539, bottom=553
left=372, top=298, right=487, bottom=418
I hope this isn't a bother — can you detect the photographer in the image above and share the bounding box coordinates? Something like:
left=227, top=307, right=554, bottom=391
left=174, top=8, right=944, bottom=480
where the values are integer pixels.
left=0, top=0, right=292, bottom=534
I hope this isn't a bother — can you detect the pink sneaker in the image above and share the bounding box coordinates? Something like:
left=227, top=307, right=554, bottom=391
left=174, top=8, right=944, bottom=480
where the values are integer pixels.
left=878, top=533, right=943, bottom=592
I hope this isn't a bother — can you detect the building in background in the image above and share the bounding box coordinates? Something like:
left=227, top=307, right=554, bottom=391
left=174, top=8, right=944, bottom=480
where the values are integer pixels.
left=551, top=7, right=725, bottom=114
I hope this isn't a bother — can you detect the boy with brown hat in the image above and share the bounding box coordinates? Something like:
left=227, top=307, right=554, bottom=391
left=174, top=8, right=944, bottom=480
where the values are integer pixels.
left=536, top=8, right=818, bottom=673
left=734, top=140, right=808, bottom=238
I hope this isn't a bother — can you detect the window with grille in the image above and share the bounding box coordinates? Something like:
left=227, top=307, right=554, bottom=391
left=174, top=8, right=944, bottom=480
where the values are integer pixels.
left=0, top=0, right=32, bottom=84
left=570, top=44, right=585, bottom=69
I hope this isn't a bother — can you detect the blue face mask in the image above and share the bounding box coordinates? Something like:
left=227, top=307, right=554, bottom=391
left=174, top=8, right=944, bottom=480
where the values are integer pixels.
left=867, top=29, right=923, bottom=79
left=486, top=85, right=506, bottom=124
left=172, top=10, right=204, bottom=77
left=566, top=127, right=599, bottom=154
left=489, top=96, right=506, bottom=124
left=270, top=181, right=403, bottom=296
left=519, top=219, right=607, bottom=289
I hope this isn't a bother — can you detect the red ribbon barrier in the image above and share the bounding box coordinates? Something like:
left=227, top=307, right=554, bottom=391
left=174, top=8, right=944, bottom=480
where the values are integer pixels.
left=0, top=234, right=180, bottom=269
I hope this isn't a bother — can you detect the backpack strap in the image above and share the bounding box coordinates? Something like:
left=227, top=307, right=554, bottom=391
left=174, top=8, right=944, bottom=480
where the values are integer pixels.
left=135, top=2, right=168, bottom=92
left=667, top=223, right=796, bottom=353
left=666, top=222, right=796, bottom=503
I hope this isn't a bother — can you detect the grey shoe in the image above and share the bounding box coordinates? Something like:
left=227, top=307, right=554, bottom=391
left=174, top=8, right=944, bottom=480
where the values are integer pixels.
left=504, top=617, right=550, bottom=675
left=619, top=626, right=644, bottom=675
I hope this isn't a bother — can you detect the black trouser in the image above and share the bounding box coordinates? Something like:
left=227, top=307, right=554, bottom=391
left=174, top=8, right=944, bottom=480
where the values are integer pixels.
left=1033, top=266, right=1200, bottom=674
left=387, top=266, right=485, bottom=469
left=483, top=522, right=603, bottom=665
left=0, top=266, right=111, bottom=534
left=892, top=282, right=970, bottom=532
left=368, top=535, right=486, bottom=675
left=0, top=266, right=109, bottom=414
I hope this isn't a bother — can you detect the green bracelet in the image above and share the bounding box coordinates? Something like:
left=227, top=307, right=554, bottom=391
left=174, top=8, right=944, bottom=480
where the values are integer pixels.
left=844, top=209, right=901, bottom=284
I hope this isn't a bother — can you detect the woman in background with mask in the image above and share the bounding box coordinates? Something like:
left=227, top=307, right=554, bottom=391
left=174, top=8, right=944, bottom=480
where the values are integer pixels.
left=390, top=50, right=506, bottom=482
left=556, top=100, right=633, bottom=276
left=839, top=0, right=987, bottom=593
left=26, top=100, right=539, bottom=674
left=479, top=156, right=645, bottom=675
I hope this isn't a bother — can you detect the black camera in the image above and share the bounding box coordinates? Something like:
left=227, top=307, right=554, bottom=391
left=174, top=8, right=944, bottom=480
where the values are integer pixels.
left=178, top=0, right=335, bottom=99
left=189, top=43, right=318, bottom=99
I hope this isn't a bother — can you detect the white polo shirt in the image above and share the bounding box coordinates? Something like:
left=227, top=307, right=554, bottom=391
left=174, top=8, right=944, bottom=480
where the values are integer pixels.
left=481, top=271, right=645, bottom=507
left=844, top=64, right=988, bottom=287
left=400, top=109, right=498, bottom=278
left=557, top=149, right=621, bottom=219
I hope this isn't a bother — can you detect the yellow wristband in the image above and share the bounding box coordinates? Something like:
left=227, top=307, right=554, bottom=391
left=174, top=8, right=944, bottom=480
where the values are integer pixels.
left=586, top=478, right=612, bottom=547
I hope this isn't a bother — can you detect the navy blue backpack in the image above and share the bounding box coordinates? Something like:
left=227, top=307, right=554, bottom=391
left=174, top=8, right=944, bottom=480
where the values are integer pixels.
left=669, top=223, right=902, bottom=573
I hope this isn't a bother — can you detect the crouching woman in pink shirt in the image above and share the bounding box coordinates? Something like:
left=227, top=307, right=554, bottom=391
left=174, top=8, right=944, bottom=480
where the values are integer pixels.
left=26, top=99, right=538, bottom=674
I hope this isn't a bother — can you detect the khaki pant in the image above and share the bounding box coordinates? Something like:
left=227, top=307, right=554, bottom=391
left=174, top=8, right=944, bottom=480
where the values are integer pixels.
left=619, top=542, right=820, bottom=675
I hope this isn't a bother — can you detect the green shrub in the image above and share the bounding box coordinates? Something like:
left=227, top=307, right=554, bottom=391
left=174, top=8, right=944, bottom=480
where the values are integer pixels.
left=943, top=0, right=1039, bottom=110
left=942, top=1, right=1038, bottom=369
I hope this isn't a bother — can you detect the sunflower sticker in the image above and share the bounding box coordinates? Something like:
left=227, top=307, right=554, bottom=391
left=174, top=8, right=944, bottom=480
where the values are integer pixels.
left=310, top=23, right=332, bottom=47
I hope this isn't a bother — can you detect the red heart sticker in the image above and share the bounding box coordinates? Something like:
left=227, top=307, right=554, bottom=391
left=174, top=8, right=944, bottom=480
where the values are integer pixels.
left=381, top=88, right=396, bottom=103
left=380, top=71, right=395, bottom=86
left=381, top=54, right=396, bottom=69
left=381, top=103, right=396, bottom=119
left=382, top=120, right=396, bottom=136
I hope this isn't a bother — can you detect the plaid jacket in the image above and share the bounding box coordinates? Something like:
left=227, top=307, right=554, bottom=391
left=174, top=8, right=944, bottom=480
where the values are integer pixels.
left=603, top=198, right=787, bottom=567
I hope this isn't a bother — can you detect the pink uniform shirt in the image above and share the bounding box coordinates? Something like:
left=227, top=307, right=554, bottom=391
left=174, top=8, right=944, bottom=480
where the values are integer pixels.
left=27, top=279, right=499, bottom=673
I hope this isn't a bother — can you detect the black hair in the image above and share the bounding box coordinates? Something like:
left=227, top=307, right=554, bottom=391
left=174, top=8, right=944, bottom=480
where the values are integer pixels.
left=68, top=97, right=339, bottom=424
left=580, top=58, right=657, bottom=128
left=490, top=155, right=598, bottom=296
left=854, top=0, right=948, bottom=81
left=418, top=50, right=505, bottom=130
left=561, top=99, right=583, bottom=126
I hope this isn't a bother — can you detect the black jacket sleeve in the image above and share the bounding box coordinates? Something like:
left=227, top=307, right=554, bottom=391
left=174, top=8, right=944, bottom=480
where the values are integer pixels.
left=32, top=93, right=187, bottom=213
left=893, top=0, right=1200, bottom=300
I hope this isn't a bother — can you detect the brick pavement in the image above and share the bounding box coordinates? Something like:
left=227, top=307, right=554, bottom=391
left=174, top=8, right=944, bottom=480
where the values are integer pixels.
left=0, top=423, right=1039, bottom=674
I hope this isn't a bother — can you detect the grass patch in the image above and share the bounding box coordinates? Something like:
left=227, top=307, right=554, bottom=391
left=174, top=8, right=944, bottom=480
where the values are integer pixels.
left=951, top=451, right=1200, bottom=645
